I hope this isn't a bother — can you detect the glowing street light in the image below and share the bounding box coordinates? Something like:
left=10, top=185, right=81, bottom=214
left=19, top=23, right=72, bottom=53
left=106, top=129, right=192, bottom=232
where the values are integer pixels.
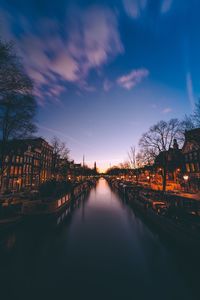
left=183, top=174, right=189, bottom=192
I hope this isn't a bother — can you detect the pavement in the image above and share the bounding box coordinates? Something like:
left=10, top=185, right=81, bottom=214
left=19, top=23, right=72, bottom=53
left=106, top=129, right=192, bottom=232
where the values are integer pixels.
left=173, top=191, right=200, bottom=201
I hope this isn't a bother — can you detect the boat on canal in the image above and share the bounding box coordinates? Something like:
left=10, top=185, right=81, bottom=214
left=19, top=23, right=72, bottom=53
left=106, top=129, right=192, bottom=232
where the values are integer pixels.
left=108, top=178, right=200, bottom=249
left=22, top=179, right=96, bottom=218
left=0, top=198, right=22, bottom=231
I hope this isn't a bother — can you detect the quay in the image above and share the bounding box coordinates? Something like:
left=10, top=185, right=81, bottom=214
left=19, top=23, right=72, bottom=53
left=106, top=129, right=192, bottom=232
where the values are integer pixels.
left=108, top=177, right=200, bottom=249
left=1, top=178, right=199, bottom=300
left=0, top=178, right=97, bottom=230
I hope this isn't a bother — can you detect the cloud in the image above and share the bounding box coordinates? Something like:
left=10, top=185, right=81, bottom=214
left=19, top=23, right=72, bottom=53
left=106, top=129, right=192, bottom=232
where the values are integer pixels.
left=162, top=107, right=172, bottom=114
left=186, top=71, right=195, bottom=110
left=123, top=0, right=147, bottom=19
left=161, top=0, right=173, bottom=14
left=0, top=6, right=123, bottom=104
left=122, top=0, right=173, bottom=19
left=103, top=79, right=113, bottom=92
left=117, top=68, right=149, bottom=90
left=38, top=125, right=86, bottom=147
left=68, top=6, right=123, bottom=75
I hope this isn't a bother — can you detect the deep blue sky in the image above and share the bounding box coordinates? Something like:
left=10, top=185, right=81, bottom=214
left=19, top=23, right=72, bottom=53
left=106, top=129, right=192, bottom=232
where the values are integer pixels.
left=0, top=0, right=200, bottom=170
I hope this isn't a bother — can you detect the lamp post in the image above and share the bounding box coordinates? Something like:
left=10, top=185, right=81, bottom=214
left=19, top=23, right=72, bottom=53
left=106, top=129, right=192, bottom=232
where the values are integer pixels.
left=183, top=175, right=189, bottom=192
left=16, top=179, right=21, bottom=192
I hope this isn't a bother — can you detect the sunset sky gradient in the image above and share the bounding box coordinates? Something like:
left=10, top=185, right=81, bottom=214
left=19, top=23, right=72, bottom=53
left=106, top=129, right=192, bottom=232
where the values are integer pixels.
left=0, top=0, right=200, bottom=170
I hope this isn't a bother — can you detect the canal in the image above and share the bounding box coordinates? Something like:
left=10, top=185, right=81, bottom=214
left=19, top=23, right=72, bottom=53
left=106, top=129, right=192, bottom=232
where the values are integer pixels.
left=0, top=178, right=199, bottom=300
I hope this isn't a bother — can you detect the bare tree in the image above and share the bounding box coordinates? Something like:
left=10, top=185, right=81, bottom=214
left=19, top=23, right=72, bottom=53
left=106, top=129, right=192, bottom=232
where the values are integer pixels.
left=191, top=98, right=200, bottom=127
left=51, top=136, right=70, bottom=180
left=182, top=98, right=200, bottom=129
left=0, top=40, right=32, bottom=96
left=139, top=118, right=183, bottom=191
left=128, top=146, right=136, bottom=169
left=182, top=115, right=195, bottom=131
left=136, top=150, right=154, bottom=167
left=0, top=40, right=37, bottom=190
left=119, top=161, right=130, bottom=169
left=51, top=136, right=70, bottom=160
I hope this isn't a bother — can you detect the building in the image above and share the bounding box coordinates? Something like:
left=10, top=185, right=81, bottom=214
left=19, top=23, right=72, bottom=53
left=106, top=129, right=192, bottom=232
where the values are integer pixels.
left=153, top=139, right=183, bottom=191
left=182, top=128, right=200, bottom=191
left=0, top=138, right=53, bottom=192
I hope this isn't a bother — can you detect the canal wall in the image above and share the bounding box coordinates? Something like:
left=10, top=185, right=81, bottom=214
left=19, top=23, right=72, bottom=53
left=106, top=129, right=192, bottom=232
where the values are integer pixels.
left=0, top=178, right=97, bottom=230
left=108, top=178, right=200, bottom=250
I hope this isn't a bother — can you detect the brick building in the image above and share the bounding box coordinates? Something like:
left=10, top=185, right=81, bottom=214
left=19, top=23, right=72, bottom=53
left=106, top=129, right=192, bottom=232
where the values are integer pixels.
left=0, top=138, right=53, bottom=192
left=182, top=128, right=200, bottom=190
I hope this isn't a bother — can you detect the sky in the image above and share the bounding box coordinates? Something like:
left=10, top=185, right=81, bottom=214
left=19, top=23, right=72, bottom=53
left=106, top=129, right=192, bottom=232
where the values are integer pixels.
left=0, top=0, right=200, bottom=171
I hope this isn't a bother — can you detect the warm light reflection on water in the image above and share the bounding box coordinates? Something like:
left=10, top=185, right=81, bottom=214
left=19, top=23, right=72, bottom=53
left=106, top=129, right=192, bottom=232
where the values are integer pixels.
left=0, top=178, right=199, bottom=300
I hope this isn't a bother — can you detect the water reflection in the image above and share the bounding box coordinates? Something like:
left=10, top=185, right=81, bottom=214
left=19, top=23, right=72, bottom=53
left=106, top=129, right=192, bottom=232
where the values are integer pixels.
left=0, top=178, right=199, bottom=300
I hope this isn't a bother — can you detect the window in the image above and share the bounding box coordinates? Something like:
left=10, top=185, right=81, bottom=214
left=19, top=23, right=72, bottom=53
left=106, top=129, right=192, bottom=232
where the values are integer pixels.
left=10, top=166, right=14, bottom=175
left=186, top=163, right=190, bottom=172
left=14, top=167, right=18, bottom=175
left=190, top=163, right=195, bottom=172
left=195, top=163, right=199, bottom=172
left=19, top=167, right=22, bottom=175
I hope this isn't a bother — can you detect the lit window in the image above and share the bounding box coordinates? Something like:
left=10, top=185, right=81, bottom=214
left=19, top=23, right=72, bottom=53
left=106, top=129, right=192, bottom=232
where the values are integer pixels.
left=186, top=163, right=190, bottom=172
left=190, top=163, right=195, bottom=172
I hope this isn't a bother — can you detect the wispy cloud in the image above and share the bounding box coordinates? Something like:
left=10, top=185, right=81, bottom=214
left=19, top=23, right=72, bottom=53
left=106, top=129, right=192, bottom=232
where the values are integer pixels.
left=123, top=0, right=173, bottom=19
left=186, top=71, right=195, bottom=110
left=103, top=79, right=113, bottom=92
left=123, top=0, right=147, bottom=19
left=38, top=125, right=86, bottom=147
left=162, top=107, right=172, bottom=114
left=117, top=68, right=149, bottom=90
left=161, top=0, right=173, bottom=14
left=0, top=6, right=123, bottom=104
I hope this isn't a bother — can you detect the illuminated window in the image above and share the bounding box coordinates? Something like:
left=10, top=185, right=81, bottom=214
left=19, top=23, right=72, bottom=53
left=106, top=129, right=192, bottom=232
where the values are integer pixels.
left=10, top=166, right=14, bottom=175
left=186, top=163, right=190, bottom=172
left=190, top=163, right=195, bottom=172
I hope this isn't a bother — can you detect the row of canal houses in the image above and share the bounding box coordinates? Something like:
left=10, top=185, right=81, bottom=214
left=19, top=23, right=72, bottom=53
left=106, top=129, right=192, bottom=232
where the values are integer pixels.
left=0, top=137, right=84, bottom=193
left=124, top=128, right=200, bottom=192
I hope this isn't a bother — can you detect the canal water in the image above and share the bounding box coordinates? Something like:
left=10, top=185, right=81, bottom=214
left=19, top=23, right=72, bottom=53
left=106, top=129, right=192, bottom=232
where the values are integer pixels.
left=0, top=178, right=199, bottom=300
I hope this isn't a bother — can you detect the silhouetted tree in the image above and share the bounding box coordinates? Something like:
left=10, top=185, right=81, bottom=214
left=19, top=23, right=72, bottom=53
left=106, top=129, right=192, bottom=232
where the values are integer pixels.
left=128, top=146, right=136, bottom=169
left=0, top=39, right=37, bottom=191
left=0, top=40, right=32, bottom=96
left=191, top=98, right=200, bottom=127
left=139, top=118, right=183, bottom=191
left=51, top=136, right=70, bottom=179
left=51, top=136, right=70, bottom=160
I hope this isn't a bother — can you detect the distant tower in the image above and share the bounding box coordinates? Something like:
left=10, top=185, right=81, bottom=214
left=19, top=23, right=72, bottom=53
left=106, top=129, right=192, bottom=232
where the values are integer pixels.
left=83, top=155, right=85, bottom=167
left=173, top=139, right=179, bottom=150
left=94, top=161, right=97, bottom=173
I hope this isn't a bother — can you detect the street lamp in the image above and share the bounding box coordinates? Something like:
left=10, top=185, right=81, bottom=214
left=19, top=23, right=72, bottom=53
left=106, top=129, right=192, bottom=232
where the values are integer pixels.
left=183, top=175, right=189, bottom=181
left=16, top=179, right=21, bottom=192
left=183, top=175, right=189, bottom=192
